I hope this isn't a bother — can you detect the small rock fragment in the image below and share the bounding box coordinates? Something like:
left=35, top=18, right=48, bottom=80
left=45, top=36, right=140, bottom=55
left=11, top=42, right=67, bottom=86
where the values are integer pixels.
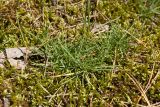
left=0, top=47, right=32, bottom=70
left=0, top=59, right=5, bottom=68
left=5, top=47, right=31, bottom=59
left=51, top=0, right=57, bottom=6
left=91, top=23, right=109, bottom=34
left=0, top=52, right=5, bottom=68
left=0, top=52, right=5, bottom=59
left=8, top=58, right=26, bottom=70
left=3, top=97, right=10, bottom=107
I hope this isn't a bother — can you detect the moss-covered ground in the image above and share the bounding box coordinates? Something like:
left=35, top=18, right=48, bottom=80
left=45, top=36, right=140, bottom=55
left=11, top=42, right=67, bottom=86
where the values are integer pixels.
left=0, top=0, right=160, bottom=106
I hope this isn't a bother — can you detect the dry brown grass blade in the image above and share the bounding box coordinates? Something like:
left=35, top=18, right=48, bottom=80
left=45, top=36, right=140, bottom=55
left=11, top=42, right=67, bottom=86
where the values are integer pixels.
left=137, top=65, right=160, bottom=105
left=126, top=73, right=151, bottom=107
left=137, top=62, right=155, bottom=103
left=145, top=63, right=155, bottom=92
left=122, top=29, right=146, bottom=46
left=145, top=69, right=160, bottom=93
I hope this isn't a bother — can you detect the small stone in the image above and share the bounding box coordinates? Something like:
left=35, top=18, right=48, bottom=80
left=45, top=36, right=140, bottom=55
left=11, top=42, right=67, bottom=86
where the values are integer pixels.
left=91, top=23, right=109, bottom=34
left=0, top=47, right=34, bottom=69
left=0, top=52, right=5, bottom=68
left=5, top=47, right=31, bottom=59
left=0, top=52, right=5, bottom=59
left=8, top=58, right=26, bottom=70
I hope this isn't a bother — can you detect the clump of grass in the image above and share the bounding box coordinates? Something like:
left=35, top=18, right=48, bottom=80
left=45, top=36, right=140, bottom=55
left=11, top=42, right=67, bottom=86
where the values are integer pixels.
left=0, top=24, right=130, bottom=106
left=38, top=24, right=129, bottom=73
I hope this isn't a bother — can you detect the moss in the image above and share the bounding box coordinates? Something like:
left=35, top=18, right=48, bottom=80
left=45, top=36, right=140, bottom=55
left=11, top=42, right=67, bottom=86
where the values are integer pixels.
left=0, top=0, right=160, bottom=106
